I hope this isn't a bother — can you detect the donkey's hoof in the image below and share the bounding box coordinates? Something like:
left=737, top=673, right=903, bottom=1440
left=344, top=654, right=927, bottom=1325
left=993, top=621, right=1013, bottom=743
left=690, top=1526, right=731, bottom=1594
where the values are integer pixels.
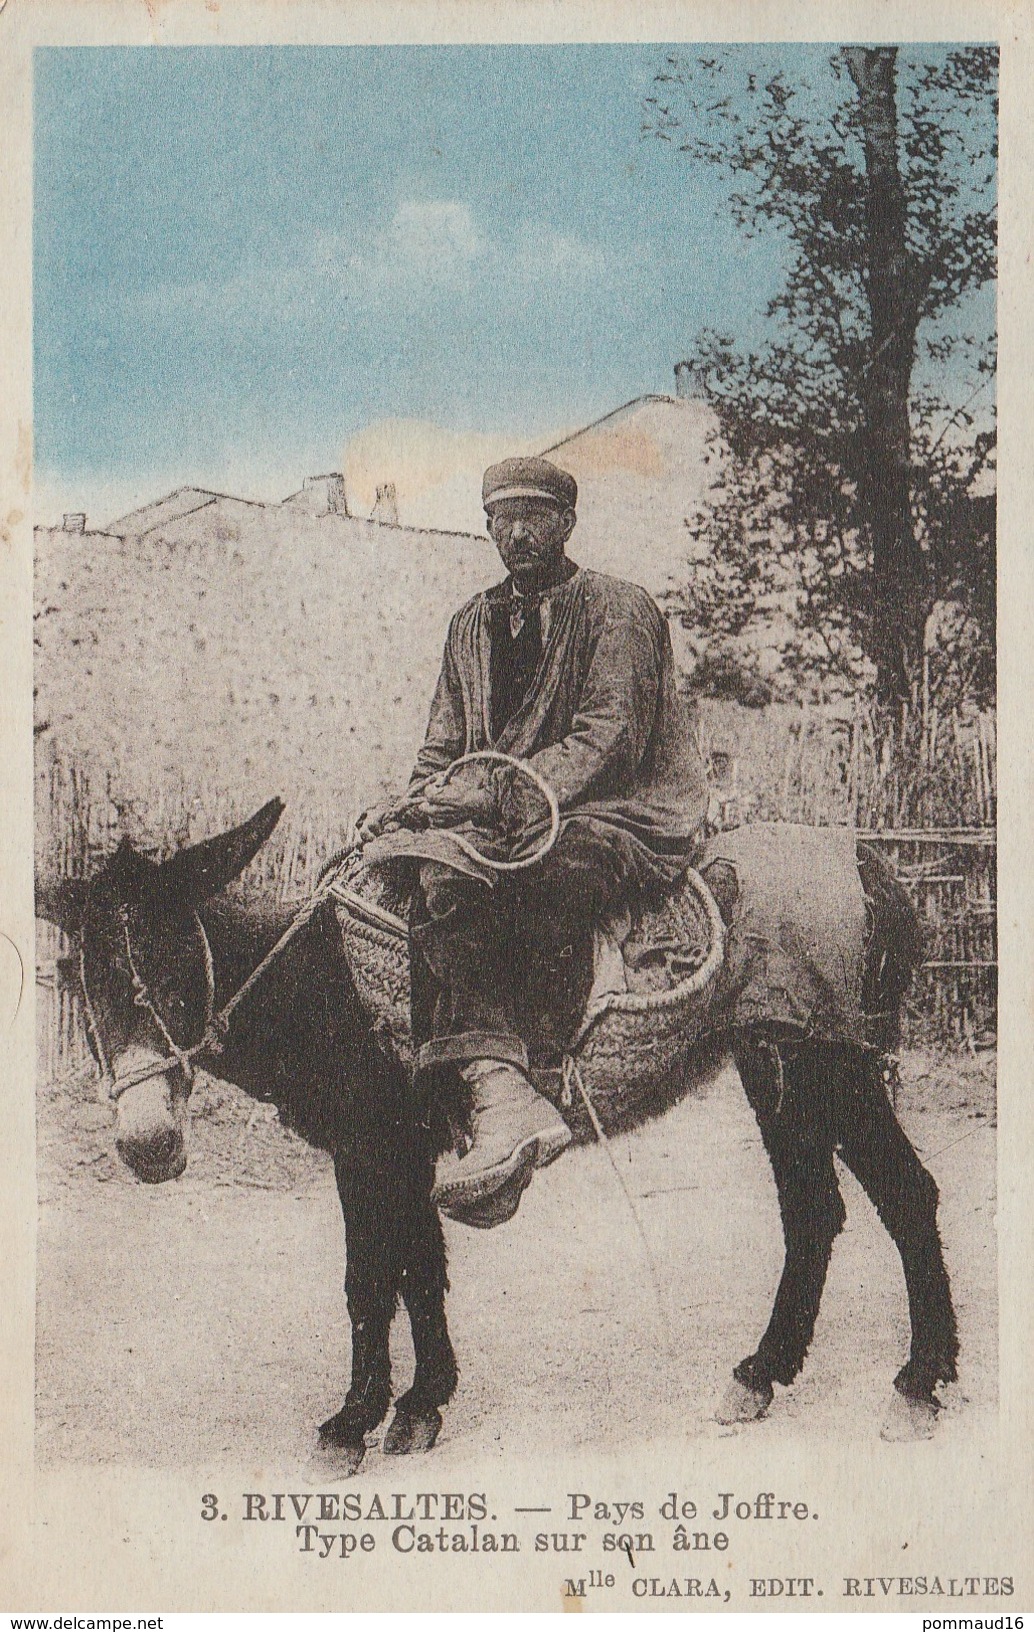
left=312, top=1438, right=367, bottom=1476
left=317, top=1412, right=368, bottom=1473
left=880, top=1390, right=939, bottom=1442
left=383, top=1406, right=443, bottom=1456
left=716, top=1376, right=773, bottom=1425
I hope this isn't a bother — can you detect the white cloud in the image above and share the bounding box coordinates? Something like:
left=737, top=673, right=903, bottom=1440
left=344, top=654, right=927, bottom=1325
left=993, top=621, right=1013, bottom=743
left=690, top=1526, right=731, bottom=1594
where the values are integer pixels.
left=341, top=199, right=610, bottom=294
left=336, top=199, right=485, bottom=293
left=383, top=200, right=485, bottom=272
left=127, top=198, right=621, bottom=326
left=511, top=223, right=609, bottom=279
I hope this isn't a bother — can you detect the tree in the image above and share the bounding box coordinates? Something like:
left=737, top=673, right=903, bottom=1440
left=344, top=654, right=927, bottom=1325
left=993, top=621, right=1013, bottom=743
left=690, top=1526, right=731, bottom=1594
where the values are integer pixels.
left=644, top=46, right=997, bottom=708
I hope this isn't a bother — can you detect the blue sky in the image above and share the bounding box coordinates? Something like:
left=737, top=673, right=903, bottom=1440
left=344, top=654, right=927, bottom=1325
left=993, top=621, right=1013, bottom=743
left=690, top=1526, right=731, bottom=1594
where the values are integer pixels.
left=33, top=45, right=995, bottom=525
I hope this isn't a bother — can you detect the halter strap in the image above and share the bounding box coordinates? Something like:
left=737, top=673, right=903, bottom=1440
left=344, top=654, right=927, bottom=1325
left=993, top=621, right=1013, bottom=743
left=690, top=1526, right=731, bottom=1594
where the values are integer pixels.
left=87, top=861, right=349, bottom=1104
left=119, top=905, right=214, bottom=1087
left=84, top=907, right=217, bottom=1104
left=79, top=939, right=115, bottom=1091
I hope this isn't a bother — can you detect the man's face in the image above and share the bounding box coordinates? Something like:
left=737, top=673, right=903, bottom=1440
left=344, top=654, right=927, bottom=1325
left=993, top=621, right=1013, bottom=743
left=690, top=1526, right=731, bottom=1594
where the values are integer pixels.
left=486, top=497, right=576, bottom=587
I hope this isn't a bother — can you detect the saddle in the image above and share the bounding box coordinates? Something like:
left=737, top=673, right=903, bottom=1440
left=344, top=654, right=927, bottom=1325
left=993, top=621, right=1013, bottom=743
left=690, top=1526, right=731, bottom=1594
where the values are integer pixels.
left=329, top=852, right=726, bottom=1135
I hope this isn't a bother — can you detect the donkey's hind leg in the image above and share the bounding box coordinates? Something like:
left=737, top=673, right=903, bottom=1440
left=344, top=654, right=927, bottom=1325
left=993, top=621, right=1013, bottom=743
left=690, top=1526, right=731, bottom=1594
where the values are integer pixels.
left=722, top=1034, right=846, bottom=1422
left=836, top=1049, right=958, bottom=1415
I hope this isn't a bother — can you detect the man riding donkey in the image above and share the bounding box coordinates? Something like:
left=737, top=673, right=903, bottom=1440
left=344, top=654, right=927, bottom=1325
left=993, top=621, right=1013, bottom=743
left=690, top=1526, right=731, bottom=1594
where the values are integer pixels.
left=358, top=456, right=709, bottom=1226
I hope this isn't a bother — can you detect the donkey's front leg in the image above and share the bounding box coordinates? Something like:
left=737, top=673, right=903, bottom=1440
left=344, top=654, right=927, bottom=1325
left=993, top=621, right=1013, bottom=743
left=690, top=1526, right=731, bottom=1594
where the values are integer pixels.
left=384, top=1191, right=458, bottom=1456
left=318, top=1152, right=405, bottom=1470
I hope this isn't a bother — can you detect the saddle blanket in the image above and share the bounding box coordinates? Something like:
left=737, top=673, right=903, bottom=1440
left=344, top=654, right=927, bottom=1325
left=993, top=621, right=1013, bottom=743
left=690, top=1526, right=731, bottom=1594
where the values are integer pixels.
left=697, top=822, right=871, bottom=1047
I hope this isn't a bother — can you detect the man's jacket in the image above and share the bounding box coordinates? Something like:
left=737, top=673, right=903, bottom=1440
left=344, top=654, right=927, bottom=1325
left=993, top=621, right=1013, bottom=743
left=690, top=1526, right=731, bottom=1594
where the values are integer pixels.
left=410, top=566, right=708, bottom=863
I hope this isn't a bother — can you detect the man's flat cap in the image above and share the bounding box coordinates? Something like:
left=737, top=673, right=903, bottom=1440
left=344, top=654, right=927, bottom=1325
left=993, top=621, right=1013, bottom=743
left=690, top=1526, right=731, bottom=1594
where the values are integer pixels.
left=482, top=456, right=577, bottom=512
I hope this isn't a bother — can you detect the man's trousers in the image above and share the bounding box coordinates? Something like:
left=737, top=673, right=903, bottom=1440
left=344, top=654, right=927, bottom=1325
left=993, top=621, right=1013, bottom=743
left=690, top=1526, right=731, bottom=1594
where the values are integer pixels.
left=409, top=817, right=683, bottom=1072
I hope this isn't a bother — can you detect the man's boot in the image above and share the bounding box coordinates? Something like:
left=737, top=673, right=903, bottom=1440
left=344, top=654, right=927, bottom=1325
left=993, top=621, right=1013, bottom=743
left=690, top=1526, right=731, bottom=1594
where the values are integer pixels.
left=432, top=1058, right=572, bottom=1222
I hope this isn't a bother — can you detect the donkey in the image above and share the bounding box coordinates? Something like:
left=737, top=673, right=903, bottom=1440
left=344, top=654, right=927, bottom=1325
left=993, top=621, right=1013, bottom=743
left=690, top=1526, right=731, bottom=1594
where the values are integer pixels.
left=36, top=799, right=959, bottom=1462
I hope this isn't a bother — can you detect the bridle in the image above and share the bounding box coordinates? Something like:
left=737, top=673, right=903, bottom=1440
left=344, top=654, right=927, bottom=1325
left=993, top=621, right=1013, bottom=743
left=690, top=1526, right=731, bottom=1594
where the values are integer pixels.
left=79, top=865, right=348, bottom=1106
left=80, top=904, right=217, bottom=1104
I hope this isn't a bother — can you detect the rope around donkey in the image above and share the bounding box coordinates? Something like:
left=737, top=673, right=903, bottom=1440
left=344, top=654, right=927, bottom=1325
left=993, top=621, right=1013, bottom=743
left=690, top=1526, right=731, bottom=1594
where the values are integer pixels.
left=562, top=1053, right=676, bottom=1357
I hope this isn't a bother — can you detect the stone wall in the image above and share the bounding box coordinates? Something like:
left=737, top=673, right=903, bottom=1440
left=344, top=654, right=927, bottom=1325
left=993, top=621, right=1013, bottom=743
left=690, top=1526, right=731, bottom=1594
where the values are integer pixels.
left=34, top=502, right=489, bottom=839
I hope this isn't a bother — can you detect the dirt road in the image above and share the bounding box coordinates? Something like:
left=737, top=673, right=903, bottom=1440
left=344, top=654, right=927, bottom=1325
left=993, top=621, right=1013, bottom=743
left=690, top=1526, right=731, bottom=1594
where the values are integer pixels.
left=36, top=1050, right=996, bottom=1469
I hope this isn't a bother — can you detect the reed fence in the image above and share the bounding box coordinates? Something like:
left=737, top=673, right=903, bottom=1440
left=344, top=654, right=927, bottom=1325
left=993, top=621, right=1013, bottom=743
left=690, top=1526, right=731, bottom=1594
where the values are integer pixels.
left=35, top=705, right=997, bottom=1075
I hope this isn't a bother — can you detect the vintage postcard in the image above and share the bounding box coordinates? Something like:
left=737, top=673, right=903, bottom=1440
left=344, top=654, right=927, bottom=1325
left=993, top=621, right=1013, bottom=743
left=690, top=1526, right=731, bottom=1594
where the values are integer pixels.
left=1, top=0, right=1030, bottom=1615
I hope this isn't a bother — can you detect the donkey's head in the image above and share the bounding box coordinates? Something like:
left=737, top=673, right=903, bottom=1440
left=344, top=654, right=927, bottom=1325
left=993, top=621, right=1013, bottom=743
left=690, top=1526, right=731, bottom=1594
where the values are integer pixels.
left=37, top=799, right=284, bottom=1183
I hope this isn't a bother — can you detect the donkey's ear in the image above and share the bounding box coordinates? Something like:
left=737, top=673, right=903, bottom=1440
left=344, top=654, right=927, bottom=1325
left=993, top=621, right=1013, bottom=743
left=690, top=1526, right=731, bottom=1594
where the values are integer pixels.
left=159, top=798, right=285, bottom=905
left=35, top=875, right=90, bottom=934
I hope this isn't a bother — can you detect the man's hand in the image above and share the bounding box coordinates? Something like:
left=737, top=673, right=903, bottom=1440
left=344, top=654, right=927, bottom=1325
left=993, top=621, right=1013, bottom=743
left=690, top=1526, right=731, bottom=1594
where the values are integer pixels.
left=495, top=766, right=546, bottom=840
left=356, top=771, right=498, bottom=842
left=356, top=798, right=425, bottom=842
left=411, top=770, right=498, bottom=830
left=355, top=804, right=394, bottom=844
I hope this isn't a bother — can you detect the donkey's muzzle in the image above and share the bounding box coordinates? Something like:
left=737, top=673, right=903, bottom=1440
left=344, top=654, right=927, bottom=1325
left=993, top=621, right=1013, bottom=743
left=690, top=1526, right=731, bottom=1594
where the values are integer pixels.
left=111, top=1056, right=190, bottom=1183
left=115, top=1125, right=187, bottom=1183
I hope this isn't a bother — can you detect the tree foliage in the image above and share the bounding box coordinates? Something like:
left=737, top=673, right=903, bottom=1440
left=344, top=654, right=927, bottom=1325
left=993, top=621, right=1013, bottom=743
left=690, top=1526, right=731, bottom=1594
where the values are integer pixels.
left=644, top=46, right=997, bottom=709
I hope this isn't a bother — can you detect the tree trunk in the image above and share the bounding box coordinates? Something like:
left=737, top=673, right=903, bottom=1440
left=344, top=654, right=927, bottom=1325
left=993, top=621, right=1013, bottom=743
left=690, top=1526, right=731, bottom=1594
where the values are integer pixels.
left=844, top=46, right=929, bottom=706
